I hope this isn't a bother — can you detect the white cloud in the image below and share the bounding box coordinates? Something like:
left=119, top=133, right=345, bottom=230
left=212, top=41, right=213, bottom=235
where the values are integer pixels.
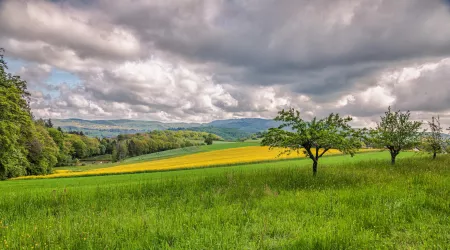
left=0, top=0, right=140, bottom=60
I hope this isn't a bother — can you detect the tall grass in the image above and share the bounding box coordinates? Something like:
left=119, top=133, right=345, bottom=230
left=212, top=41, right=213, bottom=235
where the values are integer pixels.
left=0, top=155, right=449, bottom=249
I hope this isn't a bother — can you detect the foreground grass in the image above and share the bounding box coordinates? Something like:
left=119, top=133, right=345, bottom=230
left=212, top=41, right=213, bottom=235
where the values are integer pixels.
left=1, top=153, right=448, bottom=249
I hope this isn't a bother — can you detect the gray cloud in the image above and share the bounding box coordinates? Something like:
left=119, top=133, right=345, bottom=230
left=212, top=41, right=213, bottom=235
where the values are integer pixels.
left=100, top=0, right=450, bottom=77
left=1, top=0, right=450, bottom=128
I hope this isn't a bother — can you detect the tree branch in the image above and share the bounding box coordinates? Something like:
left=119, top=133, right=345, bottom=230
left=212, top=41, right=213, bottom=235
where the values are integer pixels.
left=319, top=148, right=329, bottom=158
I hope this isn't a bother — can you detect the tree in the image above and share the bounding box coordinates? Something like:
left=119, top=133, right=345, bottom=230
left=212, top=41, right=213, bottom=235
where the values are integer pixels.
left=26, top=124, right=59, bottom=175
left=66, top=135, right=88, bottom=159
left=371, top=107, right=422, bottom=164
left=47, top=127, right=72, bottom=166
left=422, top=116, right=446, bottom=159
left=0, top=48, right=34, bottom=179
left=261, top=108, right=364, bottom=175
left=204, top=133, right=214, bottom=145
left=112, top=140, right=128, bottom=162
left=45, top=118, right=53, bottom=128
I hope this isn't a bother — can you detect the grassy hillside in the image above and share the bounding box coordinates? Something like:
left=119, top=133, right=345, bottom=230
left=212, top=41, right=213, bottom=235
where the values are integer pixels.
left=1, top=153, right=448, bottom=249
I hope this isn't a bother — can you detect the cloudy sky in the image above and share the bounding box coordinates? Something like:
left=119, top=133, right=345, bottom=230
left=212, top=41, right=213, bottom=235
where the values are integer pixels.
left=1, top=0, right=450, bottom=128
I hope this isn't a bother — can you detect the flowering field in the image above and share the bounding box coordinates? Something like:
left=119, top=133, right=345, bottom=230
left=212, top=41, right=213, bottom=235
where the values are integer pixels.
left=14, top=146, right=364, bottom=179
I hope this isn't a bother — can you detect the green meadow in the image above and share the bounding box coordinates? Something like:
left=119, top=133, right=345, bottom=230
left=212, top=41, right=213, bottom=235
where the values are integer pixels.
left=1, top=151, right=448, bottom=249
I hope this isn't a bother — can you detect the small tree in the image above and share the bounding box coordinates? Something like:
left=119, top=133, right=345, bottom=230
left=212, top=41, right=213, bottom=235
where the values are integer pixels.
left=45, top=118, right=53, bottom=128
left=204, top=133, right=214, bottom=145
left=261, top=108, right=364, bottom=176
left=422, top=116, right=445, bottom=159
left=371, top=107, right=422, bottom=164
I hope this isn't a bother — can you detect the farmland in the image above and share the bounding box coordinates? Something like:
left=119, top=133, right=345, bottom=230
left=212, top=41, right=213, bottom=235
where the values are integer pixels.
left=16, top=146, right=358, bottom=179
left=0, top=150, right=448, bottom=249
left=2, top=2, right=450, bottom=249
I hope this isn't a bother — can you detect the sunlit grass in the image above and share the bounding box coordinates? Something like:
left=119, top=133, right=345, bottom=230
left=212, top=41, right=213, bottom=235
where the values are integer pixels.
left=0, top=153, right=448, bottom=249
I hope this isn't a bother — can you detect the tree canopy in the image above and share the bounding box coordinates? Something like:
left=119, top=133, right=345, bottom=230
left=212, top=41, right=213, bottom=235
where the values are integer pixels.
left=262, top=108, right=364, bottom=175
left=370, top=107, right=423, bottom=164
left=422, top=116, right=447, bottom=159
left=0, top=48, right=60, bottom=179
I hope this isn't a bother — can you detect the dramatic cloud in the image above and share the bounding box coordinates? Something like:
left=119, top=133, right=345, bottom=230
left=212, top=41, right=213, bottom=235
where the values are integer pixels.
left=1, top=0, right=450, bottom=128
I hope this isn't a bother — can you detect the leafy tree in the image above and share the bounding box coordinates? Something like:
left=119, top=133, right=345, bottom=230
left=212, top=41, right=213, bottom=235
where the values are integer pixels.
left=102, top=138, right=114, bottom=154
left=45, top=118, right=53, bottom=128
left=370, top=107, right=422, bottom=164
left=204, top=133, right=214, bottom=145
left=422, top=116, right=446, bottom=159
left=112, top=140, right=128, bottom=162
left=0, top=119, right=29, bottom=179
left=47, top=127, right=72, bottom=166
left=81, top=136, right=101, bottom=156
left=0, top=48, right=35, bottom=179
left=262, top=108, right=364, bottom=175
left=26, top=124, right=59, bottom=175
left=66, top=134, right=88, bottom=159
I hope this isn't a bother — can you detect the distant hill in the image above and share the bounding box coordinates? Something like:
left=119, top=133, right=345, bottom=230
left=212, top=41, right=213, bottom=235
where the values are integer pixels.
left=169, top=126, right=252, bottom=141
left=52, top=118, right=201, bottom=138
left=52, top=118, right=279, bottom=139
left=208, top=118, right=281, bottom=133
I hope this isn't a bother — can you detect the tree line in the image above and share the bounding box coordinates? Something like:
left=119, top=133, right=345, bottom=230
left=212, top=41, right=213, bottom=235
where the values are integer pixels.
left=110, top=130, right=221, bottom=162
left=262, top=107, right=450, bottom=175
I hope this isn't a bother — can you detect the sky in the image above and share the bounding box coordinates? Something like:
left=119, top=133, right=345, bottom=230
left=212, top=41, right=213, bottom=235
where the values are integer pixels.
left=1, top=0, right=450, bottom=129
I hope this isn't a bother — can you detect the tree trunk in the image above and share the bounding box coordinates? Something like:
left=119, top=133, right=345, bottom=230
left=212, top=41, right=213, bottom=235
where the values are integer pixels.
left=433, top=152, right=436, bottom=159
left=390, top=152, right=396, bottom=165
left=312, top=161, right=318, bottom=176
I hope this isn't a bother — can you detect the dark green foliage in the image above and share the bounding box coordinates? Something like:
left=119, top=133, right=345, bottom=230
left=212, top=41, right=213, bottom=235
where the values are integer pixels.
left=26, top=125, right=59, bottom=175
left=0, top=87, right=31, bottom=179
left=45, top=118, right=53, bottom=128
left=0, top=48, right=59, bottom=179
left=262, top=108, right=364, bottom=175
left=370, top=107, right=423, bottom=164
left=171, top=126, right=251, bottom=140
left=204, top=133, right=214, bottom=145
left=110, top=130, right=219, bottom=162
left=112, top=140, right=128, bottom=162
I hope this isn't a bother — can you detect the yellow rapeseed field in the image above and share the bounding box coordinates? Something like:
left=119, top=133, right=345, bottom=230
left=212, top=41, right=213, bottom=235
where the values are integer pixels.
left=15, top=146, right=374, bottom=179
